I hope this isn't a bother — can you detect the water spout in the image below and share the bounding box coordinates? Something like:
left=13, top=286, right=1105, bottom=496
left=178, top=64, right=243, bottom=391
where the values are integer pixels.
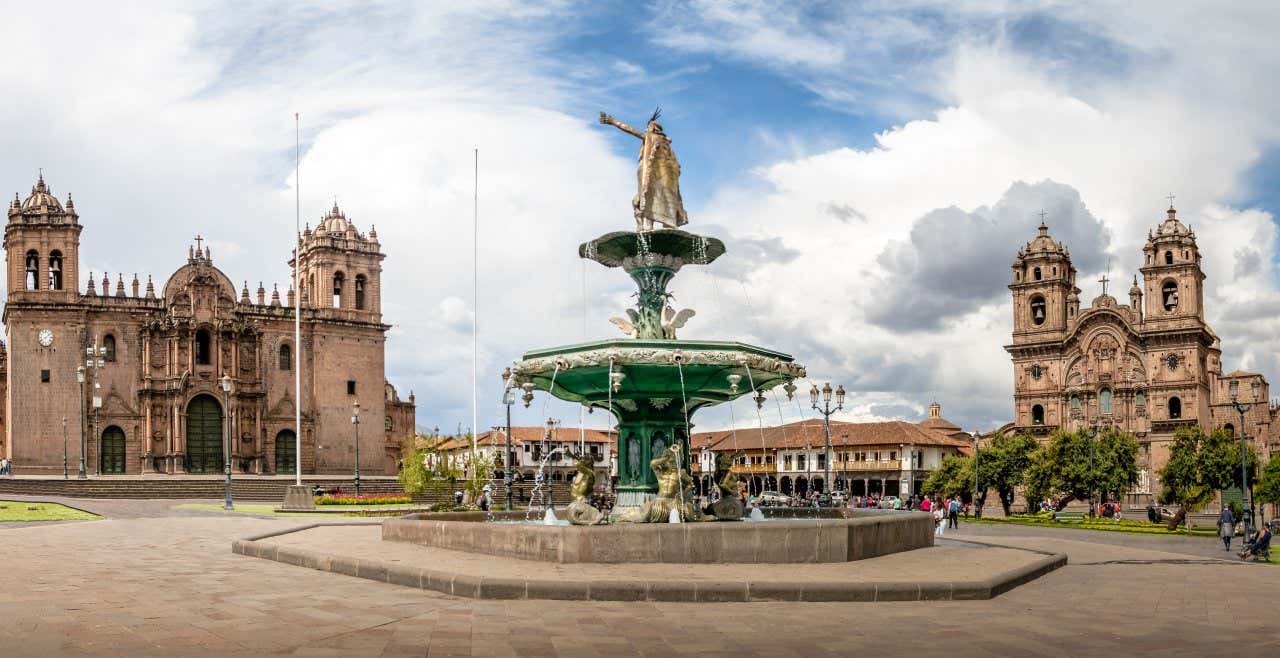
left=543, top=508, right=558, bottom=525
left=668, top=507, right=682, bottom=524
left=748, top=507, right=764, bottom=521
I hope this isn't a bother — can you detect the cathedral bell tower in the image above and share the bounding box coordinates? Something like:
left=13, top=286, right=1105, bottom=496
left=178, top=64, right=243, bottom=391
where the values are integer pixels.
left=4, top=173, right=82, bottom=304
left=1010, top=221, right=1077, bottom=339
left=1140, top=205, right=1204, bottom=325
left=293, top=203, right=384, bottom=320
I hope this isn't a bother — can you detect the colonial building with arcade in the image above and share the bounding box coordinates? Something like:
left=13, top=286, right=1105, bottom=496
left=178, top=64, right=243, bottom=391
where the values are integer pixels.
left=1006, top=205, right=1279, bottom=504
left=0, top=174, right=415, bottom=476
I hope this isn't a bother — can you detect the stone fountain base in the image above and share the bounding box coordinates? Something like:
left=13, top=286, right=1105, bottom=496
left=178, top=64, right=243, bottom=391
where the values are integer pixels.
left=381, top=508, right=932, bottom=564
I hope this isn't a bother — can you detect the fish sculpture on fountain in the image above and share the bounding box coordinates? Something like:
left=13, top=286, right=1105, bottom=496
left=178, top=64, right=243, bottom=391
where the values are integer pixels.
left=508, top=108, right=806, bottom=522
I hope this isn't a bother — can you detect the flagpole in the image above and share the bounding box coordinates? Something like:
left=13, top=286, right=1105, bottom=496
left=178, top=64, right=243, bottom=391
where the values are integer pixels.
left=471, top=148, right=478, bottom=477
left=294, top=112, right=303, bottom=487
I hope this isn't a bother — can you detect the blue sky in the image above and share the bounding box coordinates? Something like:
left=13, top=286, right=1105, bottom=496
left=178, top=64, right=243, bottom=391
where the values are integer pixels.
left=3, top=2, right=1280, bottom=435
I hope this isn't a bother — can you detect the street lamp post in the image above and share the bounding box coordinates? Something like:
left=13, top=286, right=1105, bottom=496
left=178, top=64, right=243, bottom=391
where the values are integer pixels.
left=1229, top=379, right=1262, bottom=534
left=351, top=400, right=361, bottom=497
left=1087, top=423, right=1098, bottom=519
left=62, top=417, right=68, bottom=479
left=83, top=343, right=105, bottom=476
left=219, top=374, right=234, bottom=511
left=501, top=368, right=517, bottom=512
left=972, top=431, right=981, bottom=519
left=76, top=366, right=86, bottom=479
left=810, top=382, right=845, bottom=499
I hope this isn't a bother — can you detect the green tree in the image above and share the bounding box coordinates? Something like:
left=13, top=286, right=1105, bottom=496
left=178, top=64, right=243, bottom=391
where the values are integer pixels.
left=1158, top=426, right=1256, bottom=530
left=975, top=432, right=1038, bottom=516
left=1028, top=428, right=1139, bottom=511
left=1022, top=445, right=1055, bottom=511
left=397, top=434, right=464, bottom=496
left=1091, top=428, right=1140, bottom=502
left=921, top=455, right=972, bottom=499
left=1255, top=455, right=1280, bottom=512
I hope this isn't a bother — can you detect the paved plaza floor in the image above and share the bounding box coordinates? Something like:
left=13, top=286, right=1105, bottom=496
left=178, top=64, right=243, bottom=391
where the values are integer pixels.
left=0, top=496, right=1275, bottom=657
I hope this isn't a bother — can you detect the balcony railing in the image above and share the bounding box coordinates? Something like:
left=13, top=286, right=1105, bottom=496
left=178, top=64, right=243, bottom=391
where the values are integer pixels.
left=730, top=464, right=775, bottom=474
left=830, top=460, right=901, bottom=471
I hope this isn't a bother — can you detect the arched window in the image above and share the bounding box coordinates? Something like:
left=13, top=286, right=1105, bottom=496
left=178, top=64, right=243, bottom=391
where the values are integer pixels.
left=1033, top=267, right=1042, bottom=281
left=195, top=329, right=212, bottom=365
left=1168, top=396, right=1182, bottom=419
left=1099, top=388, right=1113, bottom=415
left=1030, top=295, right=1047, bottom=326
left=1052, top=266, right=1057, bottom=276
left=1164, top=251, right=1174, bottom=265
left=1161, top=281, right=1179, bottom=311
left=1070, top=395, right=1081, bottom=410
left=1224, top=422, right=1235, bottom=436
left=354, top=274, right=366, bottom=310
left=24, top=250, right=39, bottom=290
left=1015, top=271, right=1021, bottom=281
left=48, top=250, right=63, bottom=290
left=1135, top=390, right=1146, bottom=407
left=332, top=272, right=344, bottom=308
left=103, top=335, right=117, bottom=363
left=1031, top=404, right=1045, bottom=425
left=279, top=343, right=292, bottom=370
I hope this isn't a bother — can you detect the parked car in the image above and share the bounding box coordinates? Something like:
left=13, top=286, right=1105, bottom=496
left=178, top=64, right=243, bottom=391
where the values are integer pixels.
left=757, top=491, right=793, bottom=507
left=877, top=496, right=901, bottom=509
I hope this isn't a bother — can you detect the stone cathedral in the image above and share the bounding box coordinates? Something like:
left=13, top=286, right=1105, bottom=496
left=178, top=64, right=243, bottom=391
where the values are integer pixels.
left=0, top=174, right=415, bottom=476
left=1007, top=205, right=1278, bottom=505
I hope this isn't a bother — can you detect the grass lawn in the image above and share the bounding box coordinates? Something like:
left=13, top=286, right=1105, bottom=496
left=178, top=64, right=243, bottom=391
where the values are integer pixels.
left=971, top=514, right=1218, bottom=537
left=0, top=500, right=100, bottom=522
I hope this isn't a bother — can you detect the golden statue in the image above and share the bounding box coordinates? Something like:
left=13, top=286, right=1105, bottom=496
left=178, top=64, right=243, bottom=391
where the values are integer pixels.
left=709, top=450, right=745, bottom=520
left=617, top=443, right=704, bottom=523
left=565, top=452, right=605, bottom=525
left=599, top=108, right=689, bottom=232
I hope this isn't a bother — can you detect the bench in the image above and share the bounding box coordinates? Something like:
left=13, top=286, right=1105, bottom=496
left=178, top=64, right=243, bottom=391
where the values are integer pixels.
left=1053, top=511, right=1087, bottom=523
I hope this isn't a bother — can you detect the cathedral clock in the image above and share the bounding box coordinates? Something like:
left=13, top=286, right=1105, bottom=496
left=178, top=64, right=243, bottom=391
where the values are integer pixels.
left=1166, top=353, right=1180, bottom=371
left=37, top=329, right=54, bottom=347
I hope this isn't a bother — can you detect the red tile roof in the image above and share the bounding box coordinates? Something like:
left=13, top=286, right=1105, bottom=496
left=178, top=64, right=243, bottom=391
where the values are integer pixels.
left=692, top=419, right=972, bottom=451
left=429, top=427, right=615, bottom=452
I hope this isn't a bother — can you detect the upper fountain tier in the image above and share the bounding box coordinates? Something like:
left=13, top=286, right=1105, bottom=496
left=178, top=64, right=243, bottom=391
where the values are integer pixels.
left=579, top=229, right=725, bottom=272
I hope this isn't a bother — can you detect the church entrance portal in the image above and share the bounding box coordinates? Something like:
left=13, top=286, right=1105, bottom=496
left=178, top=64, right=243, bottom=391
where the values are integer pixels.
left=275, top=430, right=297, bottom=475
left=186, top=395, right=224, bottom=474
left=100, top=426, right=125, bottom=474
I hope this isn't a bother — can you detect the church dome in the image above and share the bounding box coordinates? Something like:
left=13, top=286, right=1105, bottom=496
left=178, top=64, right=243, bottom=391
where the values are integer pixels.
left=1026, top=221, right=1065, bottom=254
left=19, top=173, right=63, bottom=213
left=318, top=203, right=353, bottom=233
left=1156, top=207, right=1191, bottom=237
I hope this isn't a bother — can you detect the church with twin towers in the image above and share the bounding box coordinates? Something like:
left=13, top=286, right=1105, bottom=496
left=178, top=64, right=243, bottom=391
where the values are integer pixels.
left=0, top=173, right=415, bottom=476
left=1006, top=201, right=1279, bottom=505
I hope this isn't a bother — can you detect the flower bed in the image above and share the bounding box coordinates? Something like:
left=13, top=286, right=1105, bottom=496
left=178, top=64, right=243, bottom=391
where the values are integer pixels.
left=314, top=494, right=412, bottom=506
left=975, top=514, right=1216, bottom=536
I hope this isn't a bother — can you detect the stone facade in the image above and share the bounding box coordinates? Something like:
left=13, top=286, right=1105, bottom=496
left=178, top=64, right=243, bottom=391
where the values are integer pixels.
left=0, top=175, right=414, bottom=476
left=1006, top=207, right=1278, bottom=504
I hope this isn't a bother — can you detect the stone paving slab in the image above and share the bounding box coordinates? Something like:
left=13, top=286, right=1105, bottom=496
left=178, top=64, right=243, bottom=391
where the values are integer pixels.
left=235, top=524, right=1066, bottom=602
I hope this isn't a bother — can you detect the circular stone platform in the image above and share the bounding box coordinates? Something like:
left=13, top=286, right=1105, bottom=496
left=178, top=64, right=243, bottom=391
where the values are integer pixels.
left=382, top=508, right=933, bottom=564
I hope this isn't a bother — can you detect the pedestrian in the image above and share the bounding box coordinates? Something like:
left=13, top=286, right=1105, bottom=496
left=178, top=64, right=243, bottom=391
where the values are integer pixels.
left=454, top=489, right=463, bottom=505
left=933, top=499, right=946, bottom=537
left=479, top=485, right=492, bottom=512
left=920, top=496, right=932, bottom=513
left=1218, top=505, right=1236, bottom=552
left=0, top=456, right=9, bottom=476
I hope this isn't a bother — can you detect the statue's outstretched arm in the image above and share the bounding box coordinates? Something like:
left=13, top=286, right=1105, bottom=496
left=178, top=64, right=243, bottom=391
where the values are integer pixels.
left=599, top=112, right=643, bottom=139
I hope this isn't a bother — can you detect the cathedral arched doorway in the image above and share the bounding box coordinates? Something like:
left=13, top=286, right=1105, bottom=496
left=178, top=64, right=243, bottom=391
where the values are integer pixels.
left=186, top=395, right=224, bottom=474
left=275, top=429, right=297, bottom=475
left=100, top=426, right=126, bottom=475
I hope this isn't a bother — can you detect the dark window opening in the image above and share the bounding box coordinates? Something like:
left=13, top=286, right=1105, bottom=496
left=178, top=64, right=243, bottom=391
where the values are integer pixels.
left=195, top=329, right=212, bottom=365
left=1225, top=422, right=1235, bottom=436
left=1030, top=295, right=1047, bottom=326
left=355, top=275, right=367, bottom=310
left=48, top=250, right=63, bottom=290
left=40, top=369, right=50, bottom=383
left=103, top=335, right=116, bottom=362
left=347, top=380, right=356, bottom=395
left=1162, top=281, right=1178, bottom=311
left=1033, top=267, right=1042, bottom=281
left=279, top=343, right=292, bottom=370
left=333, top=272, right=344, bottom=308
left=1031, top=404, right=1045, bottom=425
left=1168, top=396, right=1182, bottom=419
left=1164, top=251, right=1174, bottom=265
left=24, top=250, right=39, bottom=290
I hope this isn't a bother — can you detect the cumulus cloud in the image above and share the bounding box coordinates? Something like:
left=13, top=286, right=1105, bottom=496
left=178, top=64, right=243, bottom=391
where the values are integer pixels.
left=867, top=180, right=1109, bottom=331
